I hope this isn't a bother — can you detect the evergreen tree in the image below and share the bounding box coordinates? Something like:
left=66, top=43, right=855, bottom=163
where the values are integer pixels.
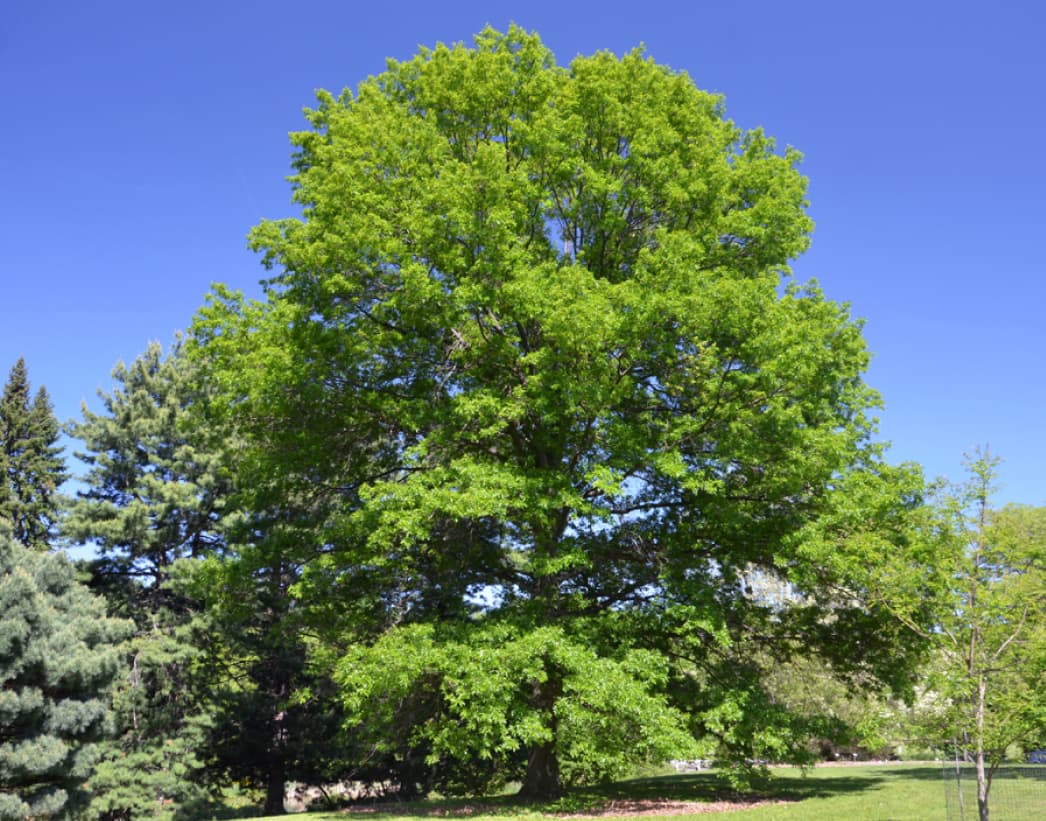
left=82, top=615, right=212, bottom=821
left=66, top=341, right=229, bottom=609
left=66, top=342, right=230, bottom=818
left=0, top=531, right=129, bottom=819
left=184, top=522, right=351, bottom=817
left=0, top=359, right=66, bottom=550
left=70, top=341, right=346, bottom=815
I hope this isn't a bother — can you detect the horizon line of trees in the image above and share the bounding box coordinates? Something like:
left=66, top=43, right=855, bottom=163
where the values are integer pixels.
left=4, top=348, right=1042, bottom=820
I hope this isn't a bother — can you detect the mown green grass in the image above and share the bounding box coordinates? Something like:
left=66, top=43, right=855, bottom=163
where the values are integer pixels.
left=232, top=764, right=1045, bottom=821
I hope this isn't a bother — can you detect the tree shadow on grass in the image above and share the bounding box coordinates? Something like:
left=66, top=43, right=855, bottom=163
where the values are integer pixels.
left=702, top=769, right=884, bottom=803
left=213, top=767, right=959, bottom=817
left=869, top=766, right=943, bottom=782
left=320, top=768, right=900, bottom=817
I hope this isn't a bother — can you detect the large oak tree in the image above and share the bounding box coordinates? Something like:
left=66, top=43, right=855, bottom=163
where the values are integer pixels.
left=193, top=27, right=930, bottom=798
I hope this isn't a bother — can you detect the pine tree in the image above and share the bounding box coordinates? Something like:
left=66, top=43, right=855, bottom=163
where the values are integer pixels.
left=0, top=359, right=67, bottom=550
left=66, top=342, right=230, bottom=818
left=69, top=341, right=344, bottom=815
left=82, top=614, right=213, bottom=820
left=66, top=341, right=229, bottom=609
left=0, top=532, right=129, bottom=819
left=186, top=526, right=348, bottom=816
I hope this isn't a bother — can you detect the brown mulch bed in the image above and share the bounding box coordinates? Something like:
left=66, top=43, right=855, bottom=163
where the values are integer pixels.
left=341, top=796, right=795, bottom=817
left=555, top=797, right=795, bottom=816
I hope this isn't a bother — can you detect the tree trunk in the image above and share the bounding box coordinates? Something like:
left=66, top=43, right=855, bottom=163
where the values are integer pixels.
left=263, top=703, right=288, bottom=815
left=975, top=749, right=990, bottom=821
left=975, top=677, right=990, bottom=821
left=519, top=739, right=563, bottom=800
left=518, top=667, right=564, bottom=800
left=263, top=756, right=286, bottom=815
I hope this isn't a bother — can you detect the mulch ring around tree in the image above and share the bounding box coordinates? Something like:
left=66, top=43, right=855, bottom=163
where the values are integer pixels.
left=341, top=797, right=796, bottom=817
left=556, top=797, right=796, bottom=816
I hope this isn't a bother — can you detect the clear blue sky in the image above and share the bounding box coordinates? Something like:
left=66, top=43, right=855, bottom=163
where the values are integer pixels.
left=3, top=1, right=1043, bottom=505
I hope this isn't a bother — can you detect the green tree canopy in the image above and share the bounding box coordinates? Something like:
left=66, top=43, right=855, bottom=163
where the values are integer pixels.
left=0, top=533, right=129, bottom=819
left=66, top=341, right=348, bottom=815
left=0, top=359, right=66, bottom=550
left=193, top=26, right=930, bottom=798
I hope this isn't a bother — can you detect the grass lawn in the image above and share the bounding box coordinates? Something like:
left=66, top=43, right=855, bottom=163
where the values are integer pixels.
left=234, top=764, right=1045, bottom=821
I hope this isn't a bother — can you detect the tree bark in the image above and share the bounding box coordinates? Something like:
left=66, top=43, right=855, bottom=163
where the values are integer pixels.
left=518, top=667, right=564, bottom=800
left=519, top=739, right=564, bottom=800
left=975, top=745, right=991, bottom=821
left=263, top=701, right=289, bottom=815
left=976, top=772, right=990, bottom=821
left=975, top=677, right=990, bottom=821
left=263, top=755, right=286, bottom=815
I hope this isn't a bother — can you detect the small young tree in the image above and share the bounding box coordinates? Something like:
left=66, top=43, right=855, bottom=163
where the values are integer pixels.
left=845, top=452, right=1046, bottom=821
left=0, top=532, right=129, bottom=819
left=931, top=453, right=1046, bottom=821
left=0, top=359, right=66, bottom=550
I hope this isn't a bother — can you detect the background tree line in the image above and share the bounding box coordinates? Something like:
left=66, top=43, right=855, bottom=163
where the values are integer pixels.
left=1, top=26, right=1042, bottom=819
